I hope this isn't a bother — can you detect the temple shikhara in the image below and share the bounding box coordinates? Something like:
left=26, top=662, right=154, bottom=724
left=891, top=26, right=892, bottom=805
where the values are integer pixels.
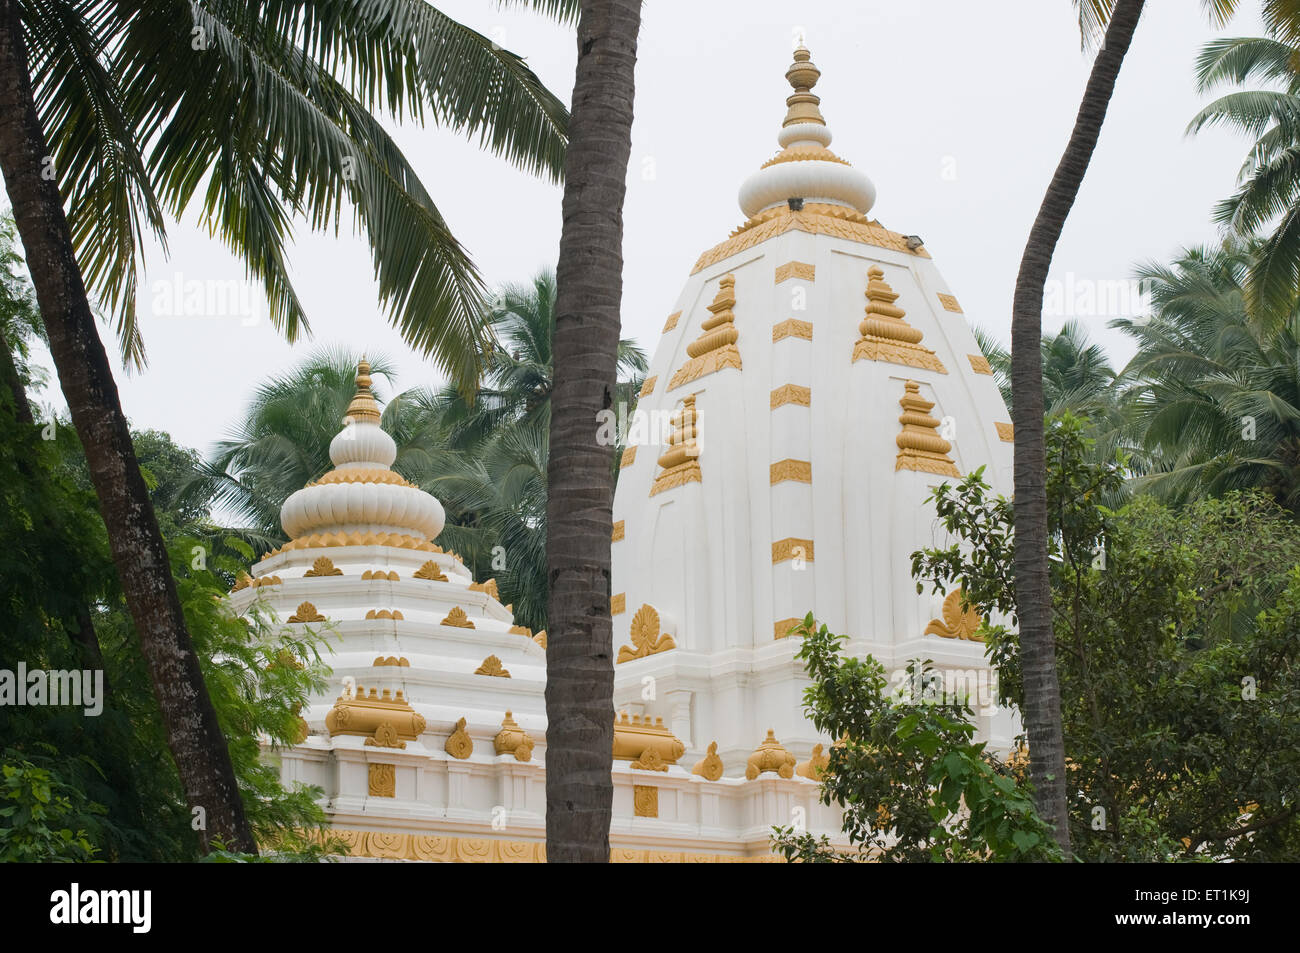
left=229, top=46, right=1016, bottom=862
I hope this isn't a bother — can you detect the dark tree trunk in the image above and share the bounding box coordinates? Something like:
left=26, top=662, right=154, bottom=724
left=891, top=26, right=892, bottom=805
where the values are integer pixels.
left=0, top=0, right=255, bottom=855
left=1011, top=0, right=1144, bottom=855
left=545, top=0, right=641, bottom=862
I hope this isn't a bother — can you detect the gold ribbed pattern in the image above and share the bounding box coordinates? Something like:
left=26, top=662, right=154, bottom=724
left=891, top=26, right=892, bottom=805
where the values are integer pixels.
left=894, top=380, right=960, bottom=478
left=308, top=467, right=415, bottom=488
left=761, top=146, right=849, bottom=169
left=691, top=203, right=929, bottom=274
left=783, top=47, right=825, bottom=127
left=344, top=358, right=382, bottom=424
left=852, top=267, right=946, bottom=372
left=650, top=396, right=703, bottom=496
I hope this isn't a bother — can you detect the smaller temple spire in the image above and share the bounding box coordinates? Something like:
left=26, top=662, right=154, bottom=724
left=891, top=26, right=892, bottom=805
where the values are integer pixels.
left=894, top=380, right=960, bottom=478
left=344, top=357, right=382, bottom=424
left=783, top=47, right=825, bottom=128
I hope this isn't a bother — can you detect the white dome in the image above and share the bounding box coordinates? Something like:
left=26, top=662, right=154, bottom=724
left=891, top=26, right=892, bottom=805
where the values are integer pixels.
left=738, top=161, right=876, bottom=218
left=330, top=420, right=397, bottom=468
left=280, top=481, right=445, bottom=540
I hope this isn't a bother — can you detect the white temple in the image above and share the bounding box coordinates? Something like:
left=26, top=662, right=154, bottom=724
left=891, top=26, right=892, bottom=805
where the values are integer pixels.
left=231, top=46, right=1016, bottom=862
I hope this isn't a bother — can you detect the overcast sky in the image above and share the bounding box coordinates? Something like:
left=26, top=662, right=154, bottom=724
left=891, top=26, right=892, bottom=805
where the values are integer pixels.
left=19, top=0, right=1269, bottom=456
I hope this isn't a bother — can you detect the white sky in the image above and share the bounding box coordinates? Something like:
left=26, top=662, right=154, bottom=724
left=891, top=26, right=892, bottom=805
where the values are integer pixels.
left=19, top=0, right=1268, bottom=455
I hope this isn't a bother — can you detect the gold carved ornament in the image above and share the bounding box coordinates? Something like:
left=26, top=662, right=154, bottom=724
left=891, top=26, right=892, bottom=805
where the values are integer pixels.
left=996, top=421, right=1014, bottom=442
left=746, top=730, right=797, bottom=780
left=533, top=630, right=547, bottom=649
left=633, top=785, right=659, bottom=817
left=611, top=592, right=626, bottom=615
left=616, top=603, right=678, bottom=663
left=895, top=380, right=960, bottom=478
left=367, top=763, right=395, bottom=798
left=611, top=520, right=625, bottom=542
left=474, top=655, right=510, bottom=678
left=692, top=741, right=725, bottom=781
left=230, top=572, right=251, bottom=592
left=613, top=712, right=685, bottom=766
left=326, top=687, right=426, bottom=743
left=365, top=608, right=405, bottom=620
left=851, top=266, right=946, bottom=372
left=361, top=569, right=400, bottom=581
left=468, top=578, right=500, bottom=600
left=445, top=717, right=473, bottom=760
left=441, top=606, right=475, bottom=629
left=770, top=383, right=810, bottom=409
left=772, top=318, right=813, bottom=342
left=924, top=589, right=985, bottom=642
left=770, top=459, right=812, bottom=485
left=650, top=396, right=703, bottom=496
left=774, top=260, right=815, bottom=283
left=508, top=624, right=532, bottom=637
left=796, top=743, right=830, bottom=781
left=668, top=275, right=742, bottom=390
left=968, top=354, right=993, bottom=375
left=493, top=712, right=535, bottom=762
left=304, top=556, right=342, bottom=577
left=287, top=602, right=326, bottom=623
left=372, top=655, right=409, bottom=667
left=413, top=559, right=447, bottom=581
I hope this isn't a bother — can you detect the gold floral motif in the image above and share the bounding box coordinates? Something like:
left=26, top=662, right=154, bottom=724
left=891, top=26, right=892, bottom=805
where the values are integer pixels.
left=533, top=630, right=548, bottom=649
left=639, top=376, right=657, bottom=397
left=770, top=384, right=811, bottom=409
left=468, top=578, right=500, bottom=600
left=760, top=145, right=849, bottom=168
left=692, top=741, right=724, bottom=781
left=270, top=532, right=439, bottom=556
left=797, top=743, right=830, bottom=780
left=924, top=588, right=985, bottom=642
left=772, top=318, right=813, bottom=342
left=303, top=556, right=343, bottom=577
left=367, top=763, right=395, bottom=797
left=508, top=625, right=532, bottom=637
left=996, top=421, right=1014, bottom=442
left=620, top=446, right=637, bottom=468
left=250, top=575, right=282, bottom=588
left=895, top=380, right=960, bottom=478
left=968, top=354, right=993, bottom=375
left=774, top=261, right=815, bottom=283
left=365, top=722, right=406, bottom=749
left=444, top=717, right=473, bottom=760
left=746, top=730, right=797, bottom=780
left=663, top=311, right=681, bottom=333
left=287, top=601, right=326, bottom=623
left=413, top=560, right=447, bottom=581
left=474, top=655, right=511, bottom=678
left=937, top=293, right=963, bottom=313
left=769, top=459, right=812, bottom=484
left=611, top=593, right=626, bottom=615
left=691, top=203, right=930, bottom=275
left=231, top=572, right=251, bottom=592
left=617, top=604, right=678, bottom=663
left=667, top=344, right=743, bottom=390
left=630, top=748, right=669, bottom=771
left=772, top=538, right=815, bottom=564
left=361, top=569, right=400, bottom=581
left=611, top=520, right=625, bottom=542
left=633, top=785, right=660, bottom=817
left=440, top=607, right=475, bottom=629
left=372, top=656, right=409, bottom=667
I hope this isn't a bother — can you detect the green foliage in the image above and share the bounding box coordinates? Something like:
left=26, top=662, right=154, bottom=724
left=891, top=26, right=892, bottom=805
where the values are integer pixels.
left=913, top=413, right=1300, bottom=860
left=770, top=615, right=1061, bottom=863
left=0, top=752, right=103, bottom=862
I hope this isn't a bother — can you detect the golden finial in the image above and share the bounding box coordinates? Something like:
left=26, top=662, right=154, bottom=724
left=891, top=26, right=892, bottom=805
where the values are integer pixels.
left=343, top=356, right=382, bottom=424
left=783, top=46, right=825, bottom=127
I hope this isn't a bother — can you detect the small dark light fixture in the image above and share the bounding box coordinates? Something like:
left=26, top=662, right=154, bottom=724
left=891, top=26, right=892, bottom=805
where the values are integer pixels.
left=787, top=197, right=805, bottom=211
left=904, top=234, right=925, bottom=251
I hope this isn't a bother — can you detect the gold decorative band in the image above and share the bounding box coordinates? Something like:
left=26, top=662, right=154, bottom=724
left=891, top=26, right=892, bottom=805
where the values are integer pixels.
left=774, top=261, right=815, bottom=284
left=772, top=538, right=815, bottom=563
left=772, top=319, right=813, bottom=342
left=770, top=384, right=811, bottom=409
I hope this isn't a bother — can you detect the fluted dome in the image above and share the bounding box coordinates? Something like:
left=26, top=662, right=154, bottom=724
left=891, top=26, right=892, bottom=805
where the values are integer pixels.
left=278, top=360, right=445, bottom=544
left=737, top=47, right=876, bottom=217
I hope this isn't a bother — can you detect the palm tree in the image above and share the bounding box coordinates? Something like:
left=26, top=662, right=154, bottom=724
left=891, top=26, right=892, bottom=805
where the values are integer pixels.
left=1188, top=31, right=1300, bottom=319
left=546, top=0, right=643, bottom=862
left=1118, top=239, right=1300, bottom=510
left=0, top=0, right=567, bottom=852
left=1010, top=0, right=1147, bottom=853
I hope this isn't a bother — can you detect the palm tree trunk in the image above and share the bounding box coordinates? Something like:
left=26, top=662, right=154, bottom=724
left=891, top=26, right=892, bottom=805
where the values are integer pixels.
left=0, top=0, right=255, bottom=855
left=545, top=0, right=641, bottom=862
left=1011, top=0, right=1144, bottom=855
